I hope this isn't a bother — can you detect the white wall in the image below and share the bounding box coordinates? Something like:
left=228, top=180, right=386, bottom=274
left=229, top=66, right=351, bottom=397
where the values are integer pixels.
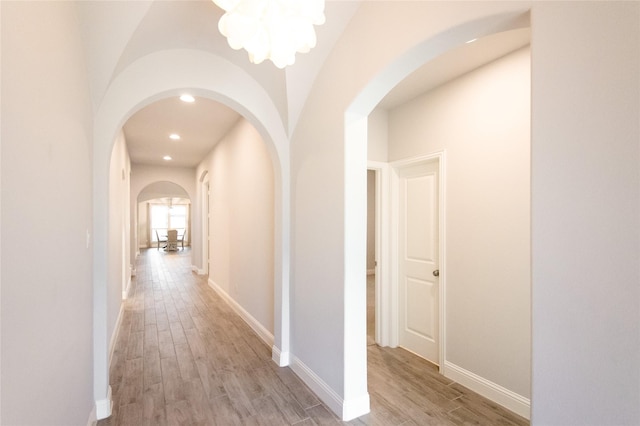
left=1, top=2, right=95, bottom=424
left=197, top=118, right=275, bottom=335
left=387, top=47, right=531, bottom=399
left=531, top=3, right=640, bottom=424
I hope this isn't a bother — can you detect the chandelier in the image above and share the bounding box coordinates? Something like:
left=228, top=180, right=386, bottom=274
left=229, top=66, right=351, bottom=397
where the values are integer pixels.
left=212, top=0, right=326, bottom=69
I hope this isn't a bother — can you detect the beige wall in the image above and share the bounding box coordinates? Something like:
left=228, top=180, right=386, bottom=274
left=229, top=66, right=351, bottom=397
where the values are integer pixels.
left=198, top=118, right=275, bottom=334
left=531, top=3, right=639, bottom=423
left=1, top=2, right=94, bottom=423
left=387, top=47, right=531, bottom=398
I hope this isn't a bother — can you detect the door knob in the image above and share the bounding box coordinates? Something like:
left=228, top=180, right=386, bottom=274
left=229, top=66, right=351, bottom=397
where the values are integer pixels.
left=433, top=269, right=439, bottom=277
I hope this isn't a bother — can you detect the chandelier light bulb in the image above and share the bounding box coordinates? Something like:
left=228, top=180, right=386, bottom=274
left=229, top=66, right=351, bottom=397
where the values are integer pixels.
left=212, top=0, right=325, bottom=68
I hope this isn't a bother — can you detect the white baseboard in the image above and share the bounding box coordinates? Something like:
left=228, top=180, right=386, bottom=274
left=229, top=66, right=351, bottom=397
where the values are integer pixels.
left=443, top=361, right=530, bottom=420
left=290, top=356, right=370, bottom=421
left=207, top=279, right=274, bottom=348
left=95, top=386, right=112, bottom=420
left=290, top=357, right=343, bottom=418
left=109, top=303, right=125, bottom=366
left=272, top=345, right=290, bottom=367
left=192, top=265, right=206, bottom=275
left=343, top=393, right=371, bottom=421
left=122, top=277, right=132, bottom=300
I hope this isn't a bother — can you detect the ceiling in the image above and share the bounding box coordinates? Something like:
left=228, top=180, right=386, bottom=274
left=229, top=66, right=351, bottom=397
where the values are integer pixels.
left=123, top=96, right=241, bottom=168
left=123, top=25, right=530, bottom=168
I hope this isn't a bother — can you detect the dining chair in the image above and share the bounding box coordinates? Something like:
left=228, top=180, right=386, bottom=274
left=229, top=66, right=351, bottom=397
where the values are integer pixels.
left=178, top=231, right=185, bottom=249
left=155, top=230, right=167, bottom=250
left=166, top=229, right=179, bottom=251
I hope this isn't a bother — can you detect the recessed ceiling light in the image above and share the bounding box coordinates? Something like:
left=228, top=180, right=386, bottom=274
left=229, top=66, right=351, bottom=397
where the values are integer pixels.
left=180, top=94, right=195, bottom=103
left=466, top=38, right=478, bottom=44
left=163, top=155, right=172, bottom=161
left=169, top=133, right=181, bottom=140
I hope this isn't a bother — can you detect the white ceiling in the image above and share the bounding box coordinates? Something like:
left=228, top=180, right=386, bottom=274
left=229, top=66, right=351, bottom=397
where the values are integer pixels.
left=122, top=21, right=529, bottom=168
left=123, top=96, right=241, bottom=167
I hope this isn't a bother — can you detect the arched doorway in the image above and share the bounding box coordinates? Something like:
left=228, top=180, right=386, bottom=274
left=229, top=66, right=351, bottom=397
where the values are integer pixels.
left=92, top=50, right=291, bottom=419
left=137, top=181, right=191, bottom=251
left=344, top=12, right=531, bottom=420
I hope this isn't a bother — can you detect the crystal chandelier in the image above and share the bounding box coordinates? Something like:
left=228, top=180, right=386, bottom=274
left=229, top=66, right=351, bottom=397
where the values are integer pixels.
left=212, top=0, right=326, bottom=69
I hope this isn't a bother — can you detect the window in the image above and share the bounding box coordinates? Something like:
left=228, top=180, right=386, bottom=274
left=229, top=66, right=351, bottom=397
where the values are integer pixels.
left=150, top=203, right=189, bottom=243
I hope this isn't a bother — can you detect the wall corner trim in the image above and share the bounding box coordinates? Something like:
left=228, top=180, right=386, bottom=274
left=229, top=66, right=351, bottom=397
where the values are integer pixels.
left=272, top=345, right=290, bottom=367
left=290, top=357, right=343, bottom=418
left=95, top=386, right=113, bottom=420
left=192, top=265, right=206, bottom=275
left=109, top=304, right=125, bottom=365
left=289, top=357, right=370, bottom=421
left=443, top=361, right=530, bottom=420
left=342, top=393, right=370, bottom=421
left=207, top=279, right=274, bottom=348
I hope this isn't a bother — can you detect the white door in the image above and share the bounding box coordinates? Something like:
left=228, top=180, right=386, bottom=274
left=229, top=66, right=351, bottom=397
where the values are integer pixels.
left=397, top=160, right=439, bottom=364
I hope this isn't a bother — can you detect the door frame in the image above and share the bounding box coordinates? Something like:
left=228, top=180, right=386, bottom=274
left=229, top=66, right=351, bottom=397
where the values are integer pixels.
left=367, top=161, right=391, bottom=346
left=389, top=151, right=446, bottom=369
left=199, top=171, right=210, bottom=276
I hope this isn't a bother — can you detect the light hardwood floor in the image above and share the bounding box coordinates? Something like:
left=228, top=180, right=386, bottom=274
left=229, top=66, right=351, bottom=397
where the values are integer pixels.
left=99, top=248, right=529, bottom=425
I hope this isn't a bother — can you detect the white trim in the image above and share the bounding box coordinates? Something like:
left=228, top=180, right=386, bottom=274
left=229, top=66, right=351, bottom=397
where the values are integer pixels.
left=95, top=386, right=112, bottom=420
left=271, top=345, right=290, bottom=367
left=122, top=275, right=132, bottom=300
left=200, top=175, right=210, bottom=277
left=290, top=357, right=370, bottom=421
left=367, top=161, right=391, bottom=347
left=444, top=361, right=530, bottom=420
left=343, top=393, right=371, bottom=421
left=108, top=303, right=125, bottom=366
left=191, top=265, right=207, bottom=275
left=390, top=152, right=446, bottom=364
left=208, top=279, right=275, bottom=348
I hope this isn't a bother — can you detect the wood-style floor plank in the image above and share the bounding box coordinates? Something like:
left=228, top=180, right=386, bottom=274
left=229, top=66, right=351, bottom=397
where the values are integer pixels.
left=99, top=248, right=529, bottom=426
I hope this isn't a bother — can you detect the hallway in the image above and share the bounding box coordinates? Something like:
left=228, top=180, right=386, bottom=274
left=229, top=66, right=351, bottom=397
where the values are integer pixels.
left=100, top=249, right=528, bottom=425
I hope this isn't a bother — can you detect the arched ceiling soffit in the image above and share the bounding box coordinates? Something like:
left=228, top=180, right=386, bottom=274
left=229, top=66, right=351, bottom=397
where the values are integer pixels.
left=110, top=0, right=288, bottom=128
left=75, top=1, right=154, bottom=111
left=77, top=0, right=361, bottom=136
left=138, top=181, right=189, bottom=203
left=348, top=8, right=531, bottom=116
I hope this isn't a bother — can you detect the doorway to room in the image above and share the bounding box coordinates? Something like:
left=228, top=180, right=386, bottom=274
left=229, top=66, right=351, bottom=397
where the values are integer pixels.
left=367, top=155, right=443, bottom=367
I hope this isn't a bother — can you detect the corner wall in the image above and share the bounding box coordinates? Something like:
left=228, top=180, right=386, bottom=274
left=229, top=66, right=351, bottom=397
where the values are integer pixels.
left=1, top=2, right=95, bottom=423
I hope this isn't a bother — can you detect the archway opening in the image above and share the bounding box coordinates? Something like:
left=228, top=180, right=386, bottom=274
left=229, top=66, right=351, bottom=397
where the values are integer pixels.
left=137, top=181, right=191, bottom=251
left=93, top=51, right=291, bottom=419
left=344, top=12, right=532, bottom=421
